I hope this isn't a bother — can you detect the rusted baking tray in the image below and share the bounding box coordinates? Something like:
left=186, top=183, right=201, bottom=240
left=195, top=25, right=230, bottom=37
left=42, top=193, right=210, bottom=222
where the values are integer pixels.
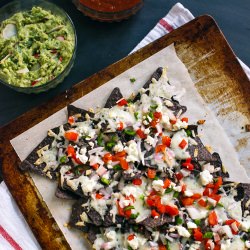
left=0, top=15, right=250, bottom=249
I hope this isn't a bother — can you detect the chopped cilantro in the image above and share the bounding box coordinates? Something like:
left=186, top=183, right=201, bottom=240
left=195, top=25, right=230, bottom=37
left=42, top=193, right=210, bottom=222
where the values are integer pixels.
left=97, top=133, right=104, bottom=146
left=130, top=213, right=139, bottom=219
left=134, top=111, right=139, bottom=120
left=194, top=219, right=201, bottom=226
left=106, top=141, right=116, bottom=150
left=113, top=164, right=122, bottom=171
left=217, top=202, right=224, bottom=208
left=130, top=78, right=136, bottom=83
left=165, top=188, right=173, bottom=194
left=175, top=216, right=183, bottom=225
left=139, top=194, right=145, bottom=201
left=173, top=191, right=179, bottom=198
left=124, top=205, right=135, bottom=211
left=150, top=104, right=158, bottom=110
left=153, top=176, right=159, bottom=180
left=185, top=129, right=192, bottom=137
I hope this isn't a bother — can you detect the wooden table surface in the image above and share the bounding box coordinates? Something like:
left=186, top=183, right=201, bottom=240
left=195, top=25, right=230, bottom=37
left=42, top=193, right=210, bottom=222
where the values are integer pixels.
left=0, top=0, right=249, bottom=126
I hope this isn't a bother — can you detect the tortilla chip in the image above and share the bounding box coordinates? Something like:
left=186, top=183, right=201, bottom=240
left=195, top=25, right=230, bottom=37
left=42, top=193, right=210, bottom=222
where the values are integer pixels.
left=67, top=104, right=94, bottom=122
left=104, top=87, right=123, bottom=108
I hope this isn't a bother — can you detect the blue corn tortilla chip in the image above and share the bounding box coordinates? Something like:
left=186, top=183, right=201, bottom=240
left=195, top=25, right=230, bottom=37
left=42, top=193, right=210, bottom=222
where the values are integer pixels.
left=104, top=87, right=123, bottom=108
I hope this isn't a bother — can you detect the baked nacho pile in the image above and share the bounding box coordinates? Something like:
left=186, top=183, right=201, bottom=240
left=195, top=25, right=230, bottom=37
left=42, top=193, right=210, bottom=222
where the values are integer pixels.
left=20, top=68, right=250, bottom=250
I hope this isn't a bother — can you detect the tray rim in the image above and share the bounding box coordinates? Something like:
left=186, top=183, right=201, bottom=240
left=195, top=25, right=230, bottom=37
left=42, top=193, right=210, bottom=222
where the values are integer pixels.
left=0, top=15, right=250, bottom=249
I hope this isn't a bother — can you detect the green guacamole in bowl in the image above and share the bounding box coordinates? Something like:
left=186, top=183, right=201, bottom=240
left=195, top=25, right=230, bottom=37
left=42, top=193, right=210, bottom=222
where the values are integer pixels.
left=0, top=2, right=76, bottom=93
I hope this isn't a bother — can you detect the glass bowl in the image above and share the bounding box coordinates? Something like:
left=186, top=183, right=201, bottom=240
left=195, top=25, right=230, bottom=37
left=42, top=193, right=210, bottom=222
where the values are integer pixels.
left=73, top=0, right=144, bottom=22
left=0, top=0, right=77, bottom=94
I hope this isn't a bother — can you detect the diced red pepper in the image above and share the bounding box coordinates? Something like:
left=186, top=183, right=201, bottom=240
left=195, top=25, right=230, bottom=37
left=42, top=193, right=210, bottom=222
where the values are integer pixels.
left=153, top=112, right=162, bottom=119
left=181, top=117, right=189, bottom=123
left=136, top=128, right=146, bottom=139
left=95, top=193, right=104, bottom=199
left=214, top=245, right=221, bottom=250
left=155, top=144, right=166, bottom=153
left=206, top=183, right=215, bottom=189
left=112, top=150, right=126, bottom=161
left=120, top=158, right=129, bottom=170
left=203, top=186, right=212, bottom=197
left=193, top=228, right=203, bottom=241
left=102, top=153, right=113, bottom=163
left=170, top=119, right=177, bottom=124
left=179, top=139, right=187, bottom=149
left=209, top=194, right=221, bottom=204
left=164, top=205, right=179, bottom=216
left=150, top=119, right=158, bottom=128
left=225, top=219, right=239, bottom=226
left=175, top=172, right=183, bottom=180
left=181, top=197, right=194, bottom=206
left=147, top=168, right=156, bottom=179
left=151, top=209, right=160, bottom=218
left=205, top=240, right=212, bottom=250
left=127, top=234, right=135, bottom=241
left=225, top=219, right=240, bottom=234
left=132, top=178, right=142, bottom=186
left=208, top=211, right=218, bottom=226
left=124, top=208, right=132, bottom=218
left=65, top=130, right=78, bottom=141
left=181, top=184, right=187, bottom=193
left=67, top=145, right=75, bottom=157
left=117, top=98, right=128, bottom=106
left=163, top=178, right=171, bottom=189
left=198, top=199, right=207, bottom=207
left=182, top=158, right=194, bottom=171
left=162, top=136, right=171, bottom=147
left=91, top=163, right=99, bottom=170
left=191, top=193, right=202, bottom=200
left=68, top=116, right=75, bottom=125
left=158, top=245, right=167, bottom=250
left=117, top=121, right=124, bottom=131
left=116, top=200, right=125, bottom=216
left=59, top=56, right=63, bottom=62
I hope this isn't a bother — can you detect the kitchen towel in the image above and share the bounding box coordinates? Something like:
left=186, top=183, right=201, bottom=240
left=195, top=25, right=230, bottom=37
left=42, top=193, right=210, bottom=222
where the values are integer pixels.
left=0, top=2, right=249, bottom=249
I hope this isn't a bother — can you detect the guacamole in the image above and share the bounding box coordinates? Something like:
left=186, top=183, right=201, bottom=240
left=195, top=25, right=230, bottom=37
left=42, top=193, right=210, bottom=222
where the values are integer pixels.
left=0, top=7, right=75, bottom=87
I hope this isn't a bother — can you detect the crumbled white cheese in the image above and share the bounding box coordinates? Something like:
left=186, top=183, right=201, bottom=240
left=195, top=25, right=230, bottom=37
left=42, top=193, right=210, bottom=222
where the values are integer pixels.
left=128, top=236, right=139, bottom=250
left=152, top=180, right=165, bottom=193
left=241, top=218, right=250, bottom=232
left=145, top=135, right=155, bottom=146
left=245, top=241, right=250, bottom=248
left=80, top=212, right=89, bottom=223
left=76, top=147, right=88, bottom=164
left=175, top=226, right=191, bottom=238
left=187, top=221, right=197, bottom=229
left=125, top=140, right=139, bottom=162
left=113, top=141, right=124, bottom=152
left=144, top=128, right=150, bottom=134
left=199, top=169, right=213, bottom=186
left=184, top=190, right=194, bottom=197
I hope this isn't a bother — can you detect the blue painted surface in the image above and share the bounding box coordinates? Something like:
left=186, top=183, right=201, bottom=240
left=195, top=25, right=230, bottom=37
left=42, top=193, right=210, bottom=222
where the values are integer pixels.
left=0, top=0, right=249, bottom=126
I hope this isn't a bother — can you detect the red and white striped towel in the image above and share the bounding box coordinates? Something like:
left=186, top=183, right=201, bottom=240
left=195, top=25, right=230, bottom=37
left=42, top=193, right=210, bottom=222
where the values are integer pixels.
left=1, top=3, right=249, bottom=249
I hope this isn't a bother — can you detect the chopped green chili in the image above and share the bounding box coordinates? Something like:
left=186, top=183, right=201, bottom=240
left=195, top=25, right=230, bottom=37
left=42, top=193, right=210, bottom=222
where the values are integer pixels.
left=100, top=177, right=111, bottom=185
left=59, top=155, right=67, bottom=163
left=124, top=205, right=135, bottom=211
left=124, top=129, right=136, bottom=136
left=203, top=232, right=213, bottom=239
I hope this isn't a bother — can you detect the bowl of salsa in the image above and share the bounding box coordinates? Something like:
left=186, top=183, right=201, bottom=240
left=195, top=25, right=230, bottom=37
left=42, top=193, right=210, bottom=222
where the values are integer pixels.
left=73, top=0, right=144, bottom=22
left=0, top=0, right=77, bottom=94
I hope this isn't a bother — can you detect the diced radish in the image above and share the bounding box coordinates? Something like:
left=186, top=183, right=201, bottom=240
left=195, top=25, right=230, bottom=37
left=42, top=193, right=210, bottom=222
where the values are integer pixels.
left=96, top=165, right=107, bottom=176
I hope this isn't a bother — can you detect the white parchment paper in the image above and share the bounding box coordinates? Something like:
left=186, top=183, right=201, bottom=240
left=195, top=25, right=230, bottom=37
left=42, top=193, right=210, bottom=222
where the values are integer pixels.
left=10, top=44, right=250, bottom=249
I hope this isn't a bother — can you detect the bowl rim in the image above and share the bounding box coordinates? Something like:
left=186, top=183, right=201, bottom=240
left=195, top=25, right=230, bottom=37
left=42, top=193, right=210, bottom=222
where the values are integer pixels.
left=0, top=0, right=77, bottom=91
